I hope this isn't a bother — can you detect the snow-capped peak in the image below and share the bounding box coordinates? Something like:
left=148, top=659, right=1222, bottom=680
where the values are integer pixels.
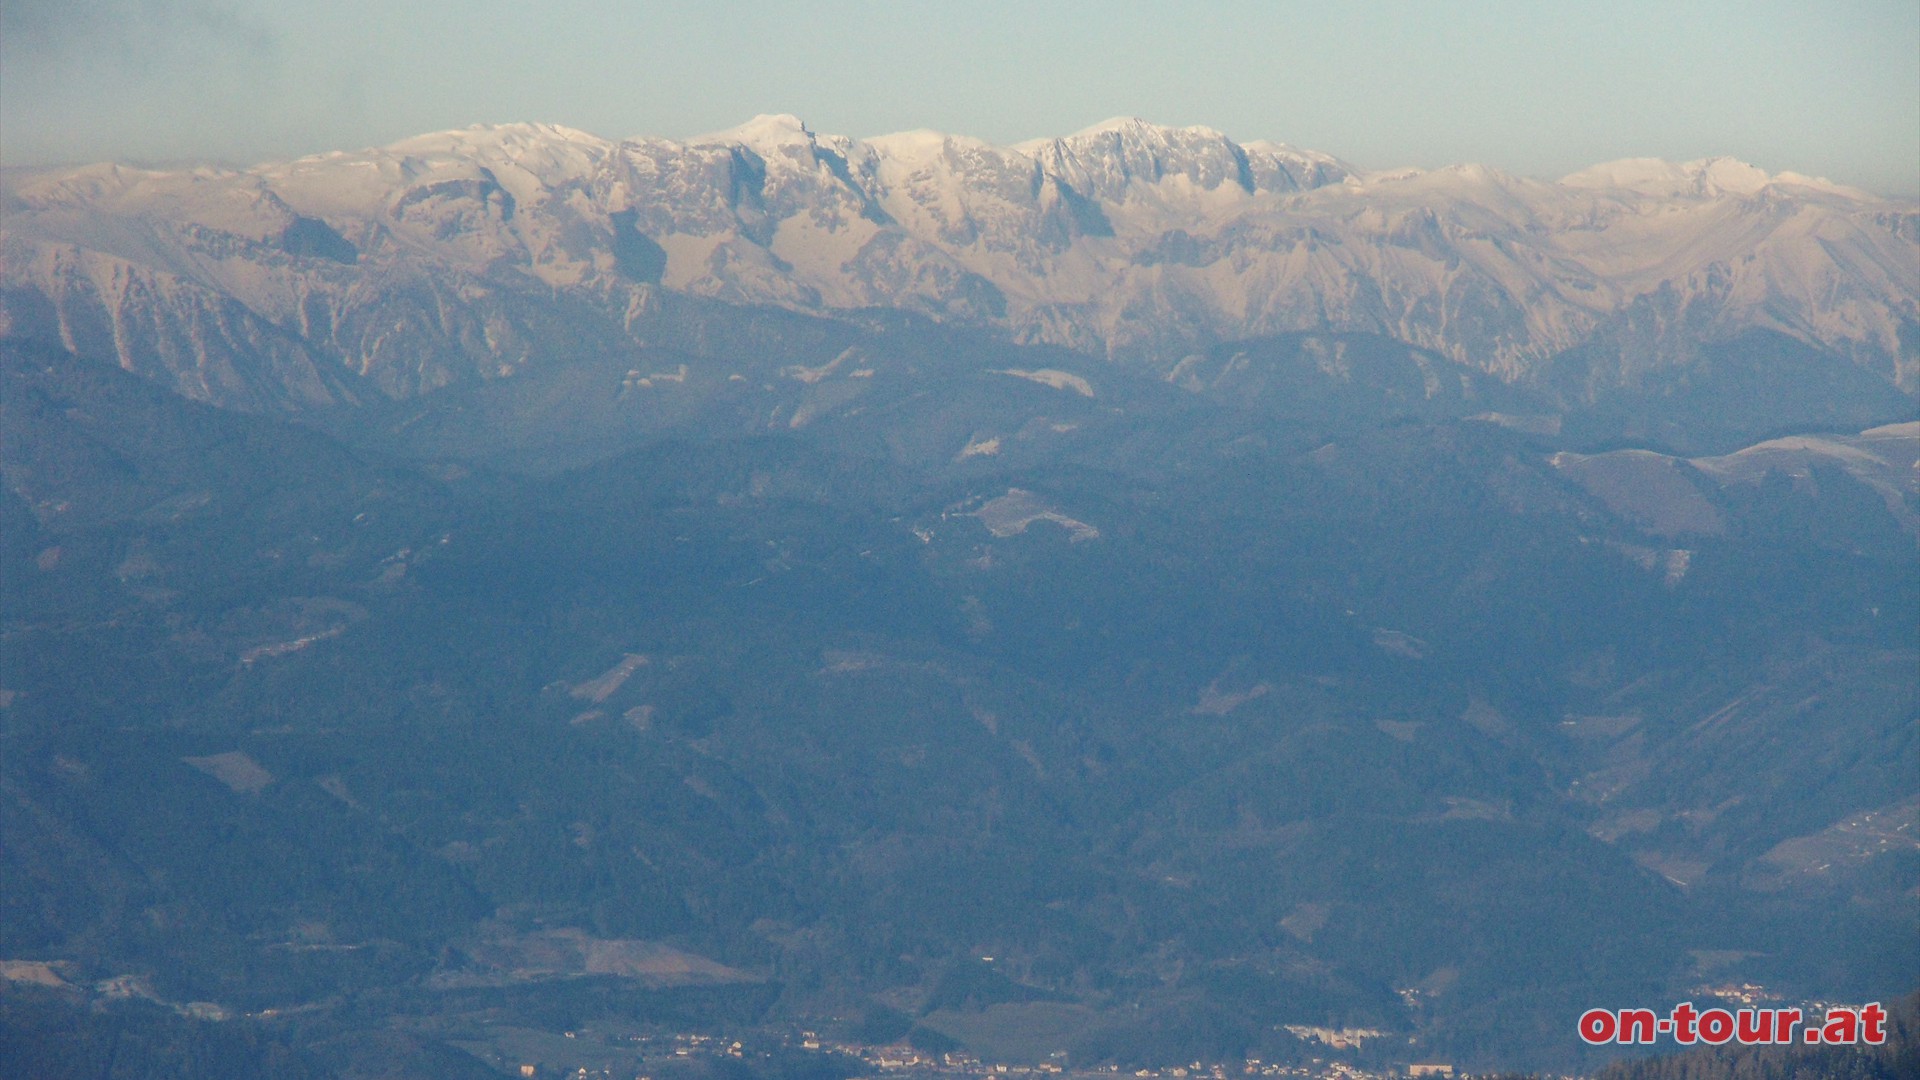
left=1068, top=116, right=1226, bottom=141
left=383, top=122, right=609, bottom=159
left=690, top=113, right=817, bottom=150
left=864, top=128, right=1001, bottom=157
left=1555, top=155, right=1843, bottom=200
left=1013, top=117, right=1227, bottom=156
left=1010, top=117, right=1267, bottom=203
left=1690, top=156, right=1772, bottom=195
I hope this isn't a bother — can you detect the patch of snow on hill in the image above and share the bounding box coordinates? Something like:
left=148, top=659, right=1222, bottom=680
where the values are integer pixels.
left=994, top=368, right=1095, bottom=397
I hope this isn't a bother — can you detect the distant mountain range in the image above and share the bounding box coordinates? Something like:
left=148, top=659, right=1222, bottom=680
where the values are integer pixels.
left=3, top=116, right=1914, bottom=414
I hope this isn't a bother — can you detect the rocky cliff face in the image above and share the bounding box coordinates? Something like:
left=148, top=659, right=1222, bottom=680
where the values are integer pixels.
left=3, top=116, right=1915, bottom=410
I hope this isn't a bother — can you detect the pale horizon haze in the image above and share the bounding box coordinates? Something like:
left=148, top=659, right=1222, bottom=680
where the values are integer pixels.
left=2, top=0, right=1916, bottom=197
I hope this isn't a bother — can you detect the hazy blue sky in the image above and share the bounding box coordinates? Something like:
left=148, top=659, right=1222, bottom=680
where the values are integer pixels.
left=3, top=0, right=1916, bottom=195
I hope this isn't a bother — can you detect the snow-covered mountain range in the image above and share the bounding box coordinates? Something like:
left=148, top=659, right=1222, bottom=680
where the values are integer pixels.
left=2, top=115, right=1914, bottom=410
